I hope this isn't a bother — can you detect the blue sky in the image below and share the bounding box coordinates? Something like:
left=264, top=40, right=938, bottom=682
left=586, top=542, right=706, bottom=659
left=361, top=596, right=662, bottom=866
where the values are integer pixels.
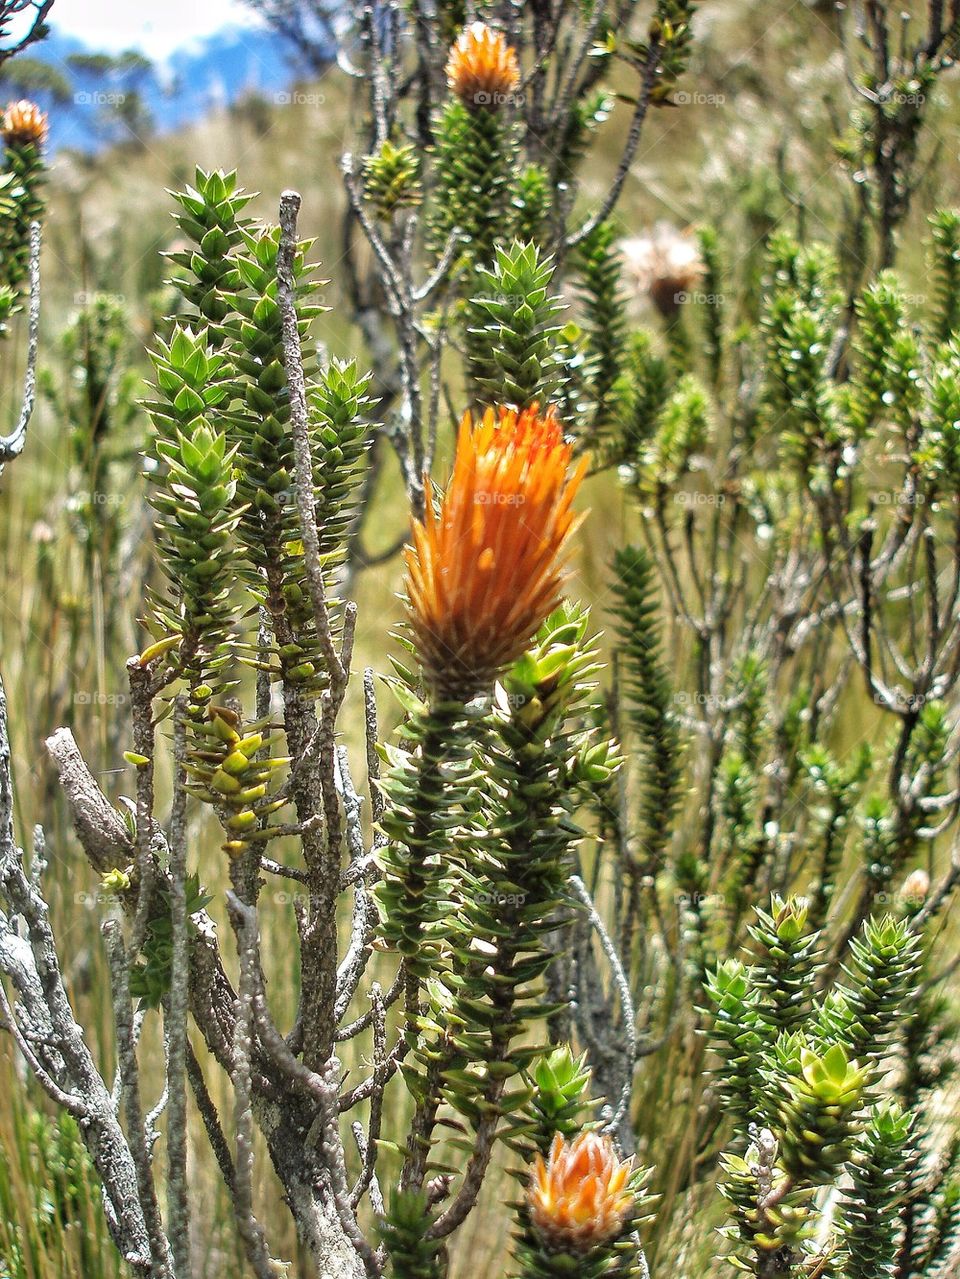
left=48, top=0, right=264, bottom=58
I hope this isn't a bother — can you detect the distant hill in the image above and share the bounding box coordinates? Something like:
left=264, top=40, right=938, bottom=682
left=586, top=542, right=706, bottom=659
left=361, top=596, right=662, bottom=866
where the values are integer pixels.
left=0, top=23, right=327, bottom=152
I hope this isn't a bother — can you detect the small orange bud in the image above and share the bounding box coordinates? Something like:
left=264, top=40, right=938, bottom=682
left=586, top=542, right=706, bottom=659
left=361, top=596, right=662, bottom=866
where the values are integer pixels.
left=403, top=404, right=586, bottom=701
left=1, top=100, right=48, bottom=149
left=445, top=21, right=520, bottom=110
left=528, top=1132, right=635, bottom=1253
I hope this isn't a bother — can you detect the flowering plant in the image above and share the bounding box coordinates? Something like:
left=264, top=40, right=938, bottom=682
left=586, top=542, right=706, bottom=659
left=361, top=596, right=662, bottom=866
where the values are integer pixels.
left=2, top=2, right=960, bottom=1278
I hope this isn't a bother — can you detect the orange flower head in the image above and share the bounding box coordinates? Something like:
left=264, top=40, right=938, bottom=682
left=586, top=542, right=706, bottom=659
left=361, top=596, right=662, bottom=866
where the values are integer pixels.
left=1, top=100, right=48, bottom=149
left=445, top=21, right=520, bottom=110
left=404, top=404, right=587, bottom=701
left=529, top=1132, right=635, bottom=1254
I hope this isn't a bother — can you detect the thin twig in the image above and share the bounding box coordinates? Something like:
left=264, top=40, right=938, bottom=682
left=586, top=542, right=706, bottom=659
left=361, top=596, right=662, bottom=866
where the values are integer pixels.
left=0, top=222, right=42, bottom=475
left=569, top=874, right=637, bottom=1140
left=104, top=919, right=174, bottom=1277
left=229, top=894, right=280, bottom=1279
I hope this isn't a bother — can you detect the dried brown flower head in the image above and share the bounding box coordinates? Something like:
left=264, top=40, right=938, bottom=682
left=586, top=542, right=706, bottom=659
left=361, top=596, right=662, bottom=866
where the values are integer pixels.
left=620, top=223, right=704, bottom=319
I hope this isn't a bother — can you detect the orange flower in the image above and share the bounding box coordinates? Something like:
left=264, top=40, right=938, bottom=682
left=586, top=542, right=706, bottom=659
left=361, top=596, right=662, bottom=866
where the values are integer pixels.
left=404, top=404, right=586, bottom=701
left=1, top=100, right=48, bottom=149
left=529, top=1132, right=635, bottom=1254
left=445, top=21, right=521, bottom=110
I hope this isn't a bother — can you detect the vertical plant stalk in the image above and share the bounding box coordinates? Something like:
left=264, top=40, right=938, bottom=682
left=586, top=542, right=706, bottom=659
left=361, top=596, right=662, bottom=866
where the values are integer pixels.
left=226, top=892, right=379, bottom=1279
left=125, top=657, right=162, bottom=959
left=165, top=697, right=192, bottom=1278
left=0, top=221, right=40, bottom=474
left=230, top=889, right=281, bottom=1279
left=394, top=704, right=476, bottom=1192
left=276, top=188, right=352, bottom=1068
left=104, top=918, right=175, bottom=1278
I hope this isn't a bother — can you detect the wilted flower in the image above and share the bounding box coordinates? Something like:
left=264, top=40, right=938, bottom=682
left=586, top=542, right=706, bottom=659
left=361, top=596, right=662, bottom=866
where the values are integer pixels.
left=446, top=21, right=521, bottom=110
left=900, top=868, right=930, bottom=906
left=404, top=404, right=586, bottom=701
left=620, top=222, right=704, bottom=319
left=529, top=1131, right=635, bottom=1253
left=1, top=100, right=48, bottom=149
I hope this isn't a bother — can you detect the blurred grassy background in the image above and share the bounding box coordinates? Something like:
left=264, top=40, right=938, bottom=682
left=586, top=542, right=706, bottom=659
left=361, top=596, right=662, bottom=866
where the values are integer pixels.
left=2, top=1, right=960, bottom=1274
